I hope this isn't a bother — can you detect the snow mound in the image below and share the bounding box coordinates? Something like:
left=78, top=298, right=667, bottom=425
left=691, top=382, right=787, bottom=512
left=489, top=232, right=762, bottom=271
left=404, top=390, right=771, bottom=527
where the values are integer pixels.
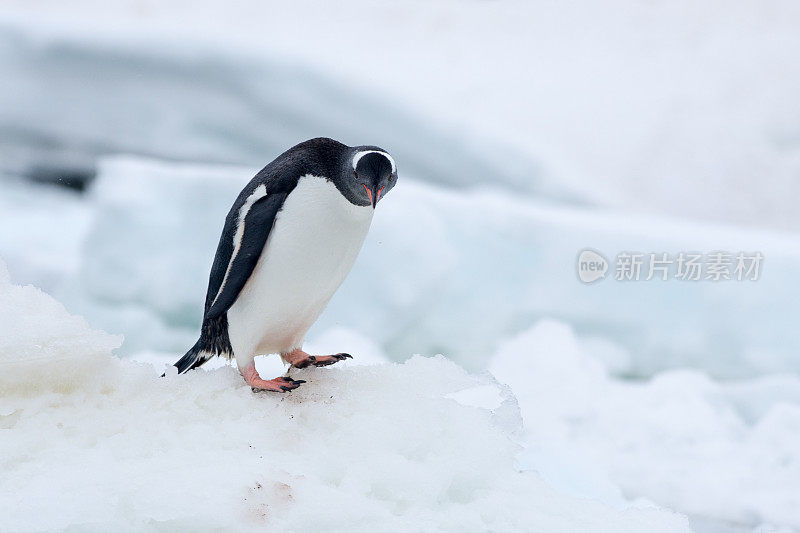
left=0, top=264, right=688, bottom=532
left=0, top=259, right=122, bottom=395
left=492, top=320, right=800, bottom=528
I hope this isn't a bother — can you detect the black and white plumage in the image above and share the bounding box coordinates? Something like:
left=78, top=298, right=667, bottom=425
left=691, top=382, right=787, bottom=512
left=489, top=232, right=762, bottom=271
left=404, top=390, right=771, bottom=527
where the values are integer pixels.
left=172, top=138, right=397, bottom=391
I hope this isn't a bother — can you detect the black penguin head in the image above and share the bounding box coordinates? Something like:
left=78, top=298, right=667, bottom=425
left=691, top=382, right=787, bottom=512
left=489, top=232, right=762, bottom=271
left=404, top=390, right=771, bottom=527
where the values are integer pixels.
left=339, top=147, right=397, bottom=208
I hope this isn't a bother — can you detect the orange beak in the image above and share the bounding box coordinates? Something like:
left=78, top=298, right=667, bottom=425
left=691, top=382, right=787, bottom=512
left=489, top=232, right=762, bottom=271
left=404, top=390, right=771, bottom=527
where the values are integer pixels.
left=362, top=183, right=384, bottom=208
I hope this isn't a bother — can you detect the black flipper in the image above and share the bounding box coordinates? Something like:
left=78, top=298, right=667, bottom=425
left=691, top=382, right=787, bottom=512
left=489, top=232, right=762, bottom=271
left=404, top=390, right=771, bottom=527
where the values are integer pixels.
left=206, top=192, right=287, bottom=320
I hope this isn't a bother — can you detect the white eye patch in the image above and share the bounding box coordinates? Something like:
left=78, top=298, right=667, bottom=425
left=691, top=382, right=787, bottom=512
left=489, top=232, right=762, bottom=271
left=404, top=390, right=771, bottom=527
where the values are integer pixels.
left=352, top=150, right=396, bottom=174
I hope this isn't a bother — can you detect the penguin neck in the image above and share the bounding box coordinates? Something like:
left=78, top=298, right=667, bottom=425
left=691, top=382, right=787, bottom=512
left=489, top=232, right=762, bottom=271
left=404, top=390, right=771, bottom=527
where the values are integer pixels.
left=293, top=175, right=374, bottom=224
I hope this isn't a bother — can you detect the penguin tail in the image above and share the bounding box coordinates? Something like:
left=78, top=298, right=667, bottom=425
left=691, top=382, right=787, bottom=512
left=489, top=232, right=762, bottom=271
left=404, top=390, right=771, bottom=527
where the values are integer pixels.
left=173, top=339, right=216, bottom=374
left=161, top=340, right=217, bottom=378
left=162, top=315, right=233, bottom=377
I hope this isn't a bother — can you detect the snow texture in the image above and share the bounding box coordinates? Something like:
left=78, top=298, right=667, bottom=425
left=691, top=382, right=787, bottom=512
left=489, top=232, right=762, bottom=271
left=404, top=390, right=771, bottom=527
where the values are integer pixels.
left=492, top=320, right=800, bottom=529
left=0, top=261, right=689, bottom=532
left=0, top=261, right=122, bottom=396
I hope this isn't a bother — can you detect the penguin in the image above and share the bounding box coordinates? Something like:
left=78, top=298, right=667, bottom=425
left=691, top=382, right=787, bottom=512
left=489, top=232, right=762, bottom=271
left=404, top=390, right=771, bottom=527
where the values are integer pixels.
left=171, top=137, right=397, bottom=392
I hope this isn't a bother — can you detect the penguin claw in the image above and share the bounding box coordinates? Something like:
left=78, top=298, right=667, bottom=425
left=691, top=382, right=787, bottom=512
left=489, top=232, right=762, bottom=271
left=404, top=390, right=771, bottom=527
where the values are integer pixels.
left=312, top=353, right=353, bottom=366
left=312, top=356, right=342, bottom=366
left=287, top=351, right=354, bottom=368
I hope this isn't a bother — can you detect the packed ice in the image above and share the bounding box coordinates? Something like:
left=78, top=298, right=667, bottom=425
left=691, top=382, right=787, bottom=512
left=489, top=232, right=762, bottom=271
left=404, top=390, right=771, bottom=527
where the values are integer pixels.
left=0, top=261, right=690, bottom=532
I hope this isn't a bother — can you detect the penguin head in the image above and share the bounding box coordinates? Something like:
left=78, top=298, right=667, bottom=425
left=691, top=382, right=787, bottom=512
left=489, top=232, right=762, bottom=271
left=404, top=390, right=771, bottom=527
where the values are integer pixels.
left=344, top=148, right=397, bottom=208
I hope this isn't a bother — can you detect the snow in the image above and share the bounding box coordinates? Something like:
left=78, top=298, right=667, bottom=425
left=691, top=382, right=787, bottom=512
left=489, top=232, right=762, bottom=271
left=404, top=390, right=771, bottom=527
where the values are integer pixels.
left=4, top=252, right=799, bottom=530
left=492, top=320, right=800, bottom=529
left=0, top=261, right=690, bottom=532
left=0, top=260, right=122, bottom=395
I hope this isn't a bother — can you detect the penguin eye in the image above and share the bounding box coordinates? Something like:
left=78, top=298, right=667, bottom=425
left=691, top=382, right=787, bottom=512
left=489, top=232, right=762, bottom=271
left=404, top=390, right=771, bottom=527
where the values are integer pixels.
left=353, top=170, right=358, bottom=178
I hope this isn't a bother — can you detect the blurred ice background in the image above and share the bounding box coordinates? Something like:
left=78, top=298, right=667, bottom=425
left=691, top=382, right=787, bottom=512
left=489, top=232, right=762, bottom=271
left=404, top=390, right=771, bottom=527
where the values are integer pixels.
left=1, top=0, right=800, bottom=531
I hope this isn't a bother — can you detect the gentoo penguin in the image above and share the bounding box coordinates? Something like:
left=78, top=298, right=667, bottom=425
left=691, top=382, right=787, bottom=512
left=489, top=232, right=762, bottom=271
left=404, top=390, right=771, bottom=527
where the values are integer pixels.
left=171, top=137, right=397, bottom=392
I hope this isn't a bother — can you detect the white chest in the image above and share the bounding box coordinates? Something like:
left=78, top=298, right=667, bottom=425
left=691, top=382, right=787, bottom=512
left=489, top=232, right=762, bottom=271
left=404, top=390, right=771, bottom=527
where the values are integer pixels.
left=227, top=176, right=373, bottom=356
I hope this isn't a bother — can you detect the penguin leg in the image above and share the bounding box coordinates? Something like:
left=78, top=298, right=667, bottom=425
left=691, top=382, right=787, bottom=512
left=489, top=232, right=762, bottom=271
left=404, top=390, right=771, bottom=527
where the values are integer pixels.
left=239, top=361, right=305, bottom=393
left=283, top=349, right=353, bottom=369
